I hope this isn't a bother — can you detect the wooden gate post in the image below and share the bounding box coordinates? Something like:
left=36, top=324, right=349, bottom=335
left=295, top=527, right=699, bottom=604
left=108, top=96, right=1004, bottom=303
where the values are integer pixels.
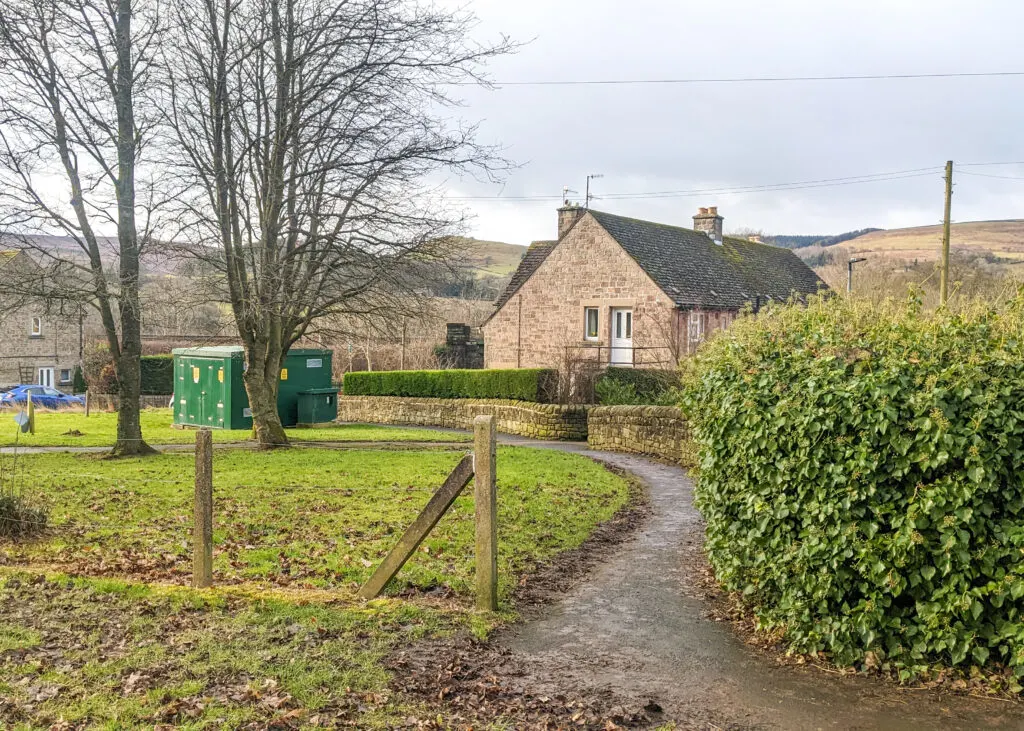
left=474, top=415, right=497, bottom=611
left=84, top=390, right=90, bottom=418
left=193, top=428, right=214, bottom=588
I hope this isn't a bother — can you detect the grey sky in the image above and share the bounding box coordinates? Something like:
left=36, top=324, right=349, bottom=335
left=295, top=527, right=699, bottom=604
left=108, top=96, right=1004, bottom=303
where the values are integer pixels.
left=441, top=0, right=1024, bottom=245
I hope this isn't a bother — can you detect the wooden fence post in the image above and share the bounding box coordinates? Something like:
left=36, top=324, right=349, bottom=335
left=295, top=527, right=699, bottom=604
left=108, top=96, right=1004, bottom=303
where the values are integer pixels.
left=193, top=428, right=213, bottom=588
left=474, top=415, right=497, bottom=611
left=84, top=390, right=90, bottom=418
left=26, top=392, right=35, bottom=435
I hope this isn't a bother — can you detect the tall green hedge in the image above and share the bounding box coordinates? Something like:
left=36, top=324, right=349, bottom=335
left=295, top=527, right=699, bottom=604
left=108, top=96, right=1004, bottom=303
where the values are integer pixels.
left=140, top=355, right=174, bottom=395
left=343, top=368, right=557, bottom=403
left=683, top=294, right=1024, bottom=683
left=595, top=367, right=679, bottom=405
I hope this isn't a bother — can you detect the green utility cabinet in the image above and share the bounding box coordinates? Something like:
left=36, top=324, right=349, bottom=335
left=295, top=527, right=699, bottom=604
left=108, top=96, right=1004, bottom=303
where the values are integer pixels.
left=172, top=346, right=335, bottom=429
left=296, top=386, right=339, bottom=425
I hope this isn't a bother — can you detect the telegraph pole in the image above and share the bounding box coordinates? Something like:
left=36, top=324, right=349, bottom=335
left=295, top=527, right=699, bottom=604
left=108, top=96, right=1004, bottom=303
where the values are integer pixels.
left=939, top=160, right=953, bottom=305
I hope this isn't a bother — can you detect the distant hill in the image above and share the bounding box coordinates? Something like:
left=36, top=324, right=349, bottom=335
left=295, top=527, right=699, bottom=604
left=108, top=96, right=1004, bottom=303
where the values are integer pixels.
left=454, top=237, right=527, bottom=276
left=767, top=229, right=882, bottom=250
left=838, top=220, right=1024, bottom=262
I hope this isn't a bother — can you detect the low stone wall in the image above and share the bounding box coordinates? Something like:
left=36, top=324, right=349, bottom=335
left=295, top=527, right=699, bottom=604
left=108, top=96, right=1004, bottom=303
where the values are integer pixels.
left=587, top=405, right=695, bottom=466
left=337, top=396, right=588, bottom=441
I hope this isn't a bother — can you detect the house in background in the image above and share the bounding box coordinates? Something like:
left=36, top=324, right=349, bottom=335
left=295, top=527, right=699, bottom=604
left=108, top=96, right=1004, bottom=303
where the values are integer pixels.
left=483, top=205, right=826, bottom=370
left=0, top=251, right=86, bottom=389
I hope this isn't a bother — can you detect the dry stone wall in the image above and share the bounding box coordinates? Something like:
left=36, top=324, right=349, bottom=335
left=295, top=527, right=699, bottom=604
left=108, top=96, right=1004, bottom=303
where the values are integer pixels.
left=338, top=396, right=588, bottom=441
left=587, top=405, right=695, bottom=466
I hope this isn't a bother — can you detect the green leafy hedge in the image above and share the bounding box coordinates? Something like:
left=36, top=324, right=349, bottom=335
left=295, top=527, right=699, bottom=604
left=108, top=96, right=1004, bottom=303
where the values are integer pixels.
left=683, top=293, right=1024, bottom=682
left=343, top=368, right=558, bottom=403
left=140, top=355, right=174, bottom=395
left=595, top=367, right=679, bottom=405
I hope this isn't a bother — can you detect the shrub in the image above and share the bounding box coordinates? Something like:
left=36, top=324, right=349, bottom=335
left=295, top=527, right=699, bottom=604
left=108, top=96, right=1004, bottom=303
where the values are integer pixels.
left=343, top=368, right=558, bottom=403
left=140, top=355, right=174, bottom=395
left=595, top=367, right=679, bottom=405
left=682, top=292, right=1024, bottom=681
left=72, top=365, right=87, bottom=394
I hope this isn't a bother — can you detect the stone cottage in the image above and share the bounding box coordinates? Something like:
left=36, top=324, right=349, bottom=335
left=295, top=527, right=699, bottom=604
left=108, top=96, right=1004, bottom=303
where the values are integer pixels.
left=482, top=206, right=826, bottom=370
left=0, top=251, right=86, bottom=389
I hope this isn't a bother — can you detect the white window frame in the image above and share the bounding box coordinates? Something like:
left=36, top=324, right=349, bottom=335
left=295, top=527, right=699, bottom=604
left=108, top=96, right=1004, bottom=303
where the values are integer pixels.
left=584, top=307, right=600, bottom=341
left=30, top=316, right=42, bottom=337
left=59, top=368, right=72, bottom=384
left=688, top=310, right=705, bottom=346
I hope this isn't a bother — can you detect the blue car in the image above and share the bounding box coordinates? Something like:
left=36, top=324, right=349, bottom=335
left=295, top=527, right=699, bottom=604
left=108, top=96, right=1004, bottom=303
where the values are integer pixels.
left=0, top=385, right=85, bottom=410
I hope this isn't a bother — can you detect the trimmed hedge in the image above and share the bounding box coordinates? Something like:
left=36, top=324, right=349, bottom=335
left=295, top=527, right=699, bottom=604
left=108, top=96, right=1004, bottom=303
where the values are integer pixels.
left=343, top=368, right=557, bottom=403
left=595, top=367, right=679, bottom=405
left=683, top=294, right=1024, bottom=683
left=140, top=355, right=174, bottom=395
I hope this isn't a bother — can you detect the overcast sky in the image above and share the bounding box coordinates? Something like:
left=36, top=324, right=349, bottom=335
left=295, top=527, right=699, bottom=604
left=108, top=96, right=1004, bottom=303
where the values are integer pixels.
left=438, top=0, right=1024, bottom=245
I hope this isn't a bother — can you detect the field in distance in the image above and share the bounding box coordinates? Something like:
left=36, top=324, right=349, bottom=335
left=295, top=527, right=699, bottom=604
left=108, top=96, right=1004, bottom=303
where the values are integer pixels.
left=841, top=219, right=1024, bottom=262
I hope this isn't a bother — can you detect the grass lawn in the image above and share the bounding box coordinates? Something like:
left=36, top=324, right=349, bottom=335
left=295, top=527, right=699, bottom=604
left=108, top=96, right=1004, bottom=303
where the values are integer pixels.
left=0, top=408, right=469, bottom=448
left=0, top=445, right=632, bottom=728
left=1, top=447, right=623, bottom=595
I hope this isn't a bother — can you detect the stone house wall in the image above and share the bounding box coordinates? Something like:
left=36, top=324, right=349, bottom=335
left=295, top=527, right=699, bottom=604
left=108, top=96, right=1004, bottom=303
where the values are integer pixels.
left=0, top=300, right=83, bottom=389
left=338, top=395, right=588, bottom=440
left=483, top=214, right=737, bottom=370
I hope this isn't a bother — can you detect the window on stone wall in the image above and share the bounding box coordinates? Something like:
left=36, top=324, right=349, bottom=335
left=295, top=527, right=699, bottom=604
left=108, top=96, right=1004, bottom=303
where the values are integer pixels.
left=584, top=307, right=599, bottom=341
left=688, top=310, right=704, bottom=347
left=59, top=369, right=72, bottom=384
left=30, top=316, right=42, bottom=337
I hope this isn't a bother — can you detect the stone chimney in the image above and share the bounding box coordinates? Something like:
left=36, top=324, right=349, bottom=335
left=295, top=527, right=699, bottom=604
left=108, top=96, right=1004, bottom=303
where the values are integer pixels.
left=557, top=204, right=586, bottom=239
left=693, top=206, right=724, bottom=245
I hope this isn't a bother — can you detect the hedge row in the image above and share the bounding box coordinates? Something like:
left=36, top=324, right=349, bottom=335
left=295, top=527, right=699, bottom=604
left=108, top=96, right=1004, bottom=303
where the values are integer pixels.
left=683, top=293, right=1024, bottom=683
left=595, top=367, right=679, bottom=405
left=140, top=355, right=174, bottom=395
left=343, top=368, right=558, bottom=403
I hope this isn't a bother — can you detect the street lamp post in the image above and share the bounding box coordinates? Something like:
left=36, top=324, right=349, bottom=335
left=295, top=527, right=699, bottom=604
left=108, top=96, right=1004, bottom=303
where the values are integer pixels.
left=847, top=257, right=867, bottom=294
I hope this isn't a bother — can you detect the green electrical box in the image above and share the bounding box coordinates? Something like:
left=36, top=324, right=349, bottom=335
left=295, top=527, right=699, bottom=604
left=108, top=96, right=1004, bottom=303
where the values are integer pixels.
left=172, top=346, right=335, bottom=430
left=296, top=386, right=339, bottom=425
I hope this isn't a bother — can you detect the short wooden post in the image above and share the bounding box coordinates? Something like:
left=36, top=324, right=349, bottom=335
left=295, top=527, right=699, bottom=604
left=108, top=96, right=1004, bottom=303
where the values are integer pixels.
left=193, top=428, right=213, bottom=588
left=26, top=392, right=35, bottom=435
left=84, top=390, right=90, bottom=417
left=474, top=415, right=497, bottom=611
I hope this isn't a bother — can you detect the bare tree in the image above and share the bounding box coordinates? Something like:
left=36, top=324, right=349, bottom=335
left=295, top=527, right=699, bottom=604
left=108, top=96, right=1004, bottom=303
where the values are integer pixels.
left=0, top=0, right=162, bottom=455
left=162, top=0, right=514, bottom=446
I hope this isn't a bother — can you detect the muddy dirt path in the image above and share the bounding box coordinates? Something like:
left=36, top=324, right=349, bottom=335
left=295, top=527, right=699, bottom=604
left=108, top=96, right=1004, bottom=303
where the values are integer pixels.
left=500, top=440, right=1024, bottom=730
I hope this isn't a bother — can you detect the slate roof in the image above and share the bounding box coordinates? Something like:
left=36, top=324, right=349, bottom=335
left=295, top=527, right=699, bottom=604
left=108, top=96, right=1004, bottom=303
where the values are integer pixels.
left=490, top=210, right=826, bottom=318
left=588, top=211, right=826, bottom=309
left=492, top=239, right=558, bottom=313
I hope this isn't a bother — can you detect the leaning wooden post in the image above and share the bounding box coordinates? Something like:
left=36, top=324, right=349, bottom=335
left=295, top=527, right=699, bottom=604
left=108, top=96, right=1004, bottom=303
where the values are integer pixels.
left=26, top=392, right=35, bottom=435
left=84, top=390, right=90, bottom=418
left=193, top=428, right=214, bottom=588
left=474, top=415, right=498, bottom=611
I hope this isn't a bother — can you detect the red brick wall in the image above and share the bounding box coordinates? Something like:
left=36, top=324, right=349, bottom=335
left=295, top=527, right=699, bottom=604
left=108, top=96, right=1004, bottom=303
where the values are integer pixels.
left=483, top=214, right=682, bottom=370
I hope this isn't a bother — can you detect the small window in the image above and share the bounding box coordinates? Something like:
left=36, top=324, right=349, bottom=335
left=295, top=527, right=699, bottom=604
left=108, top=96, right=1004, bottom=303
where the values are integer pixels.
left=688, top=310, right=705, bottom=345
left=625, top=311, right=632, bottom=339
left=584, top=307, right=599, bottom=341
left=30, top=316, right=42, bottom=337
left=59, top=369, right=72, bottom=384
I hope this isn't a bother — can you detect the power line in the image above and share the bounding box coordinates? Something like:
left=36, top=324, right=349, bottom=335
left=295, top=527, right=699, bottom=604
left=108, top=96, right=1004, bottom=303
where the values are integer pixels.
left=457, top=71, right=1024, bottom=87
left=957, top=170, right=1024, bottom=180
left=447, top=167, right=944, bottom=203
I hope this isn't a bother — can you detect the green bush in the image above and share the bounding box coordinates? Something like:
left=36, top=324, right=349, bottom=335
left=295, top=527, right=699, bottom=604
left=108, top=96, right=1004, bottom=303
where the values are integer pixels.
left=595, top=367, right=679, bottom=405
left=140, top=355, right=174, bottom=395
left=343, top=368, right=557, bottom=403
left=72, top=365, right=87, bottom=394
left=682, top=292, right=1024, bottom=682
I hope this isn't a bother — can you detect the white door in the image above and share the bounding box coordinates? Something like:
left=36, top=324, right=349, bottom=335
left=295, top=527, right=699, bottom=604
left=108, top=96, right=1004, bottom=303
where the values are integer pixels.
left=610, top=308, right=633, bottom=365
left=37, top=367, right=54, bottom=388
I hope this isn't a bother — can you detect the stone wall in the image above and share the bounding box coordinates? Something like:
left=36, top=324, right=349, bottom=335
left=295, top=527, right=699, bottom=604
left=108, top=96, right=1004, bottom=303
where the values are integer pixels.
left=338, top=395, right=588, bottom=441
left=587, top=405, right=695, bottom=466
